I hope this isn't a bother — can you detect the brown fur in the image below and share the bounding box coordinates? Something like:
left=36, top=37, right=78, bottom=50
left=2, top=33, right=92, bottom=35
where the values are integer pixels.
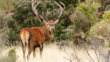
left=19, top=21, right=55, bottom=61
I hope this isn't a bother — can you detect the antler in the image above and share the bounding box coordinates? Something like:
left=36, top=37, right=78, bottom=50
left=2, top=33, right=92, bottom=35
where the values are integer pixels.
left=32, top=0, right=65, bottom=23
left=32, top=0, right=47, bottom=21
left=53, top=1, right=65, bottom=20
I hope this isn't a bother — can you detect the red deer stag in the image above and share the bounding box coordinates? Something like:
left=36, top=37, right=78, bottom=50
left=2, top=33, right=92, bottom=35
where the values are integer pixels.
left=19, top=0, right=65, bottom=62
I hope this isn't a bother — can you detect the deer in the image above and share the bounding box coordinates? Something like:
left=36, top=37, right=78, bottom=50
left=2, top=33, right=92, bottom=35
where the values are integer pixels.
left=19, top=0, right=65, bottom=62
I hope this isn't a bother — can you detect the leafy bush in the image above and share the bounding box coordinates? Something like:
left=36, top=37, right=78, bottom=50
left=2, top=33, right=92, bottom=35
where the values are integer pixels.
left=0, top=11, right=10, bottom=47
left=8, top=48, right=16, bottom=56
left=70, top=10, right=89, bottom=33
left=53, top=4, right=73, bottom=41
left=0, top=10, right=7, bottom=29
left=0, top=0, right=25, bottom=14
left=90, top=10, right=110, bottom=38
left=54, top=15, right=71, bottom=40
left=55, top=0, right=85, bottom=7
left=90, top=10, right=110, bottom=46
left=77, top=2, right=100, bottom=19
left=102, top=10, right=110, bottom=22
left=70, top=0, right=100, bottom=33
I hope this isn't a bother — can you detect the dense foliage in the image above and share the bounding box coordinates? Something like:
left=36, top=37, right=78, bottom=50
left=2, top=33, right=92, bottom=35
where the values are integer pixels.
left=90, top=10, right=110, bottom=39
left=89, top=10, right=110, bottom=46
left=7, top=0, right=80, bottom=43
left=0, top=0, right=25, bottom=14
left=70, top=0, right=100, bottom=33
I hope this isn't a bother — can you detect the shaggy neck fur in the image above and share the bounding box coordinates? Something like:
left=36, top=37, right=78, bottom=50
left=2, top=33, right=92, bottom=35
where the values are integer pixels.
left=41, top=25, right=53, bottom=42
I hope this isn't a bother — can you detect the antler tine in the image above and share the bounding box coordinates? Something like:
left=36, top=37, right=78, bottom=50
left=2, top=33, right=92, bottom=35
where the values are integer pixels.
left=53, top=1, right=65, bottom=20
left=60, top=2, right=65, bottom=10
left=32, top=0, right=46, bottom=21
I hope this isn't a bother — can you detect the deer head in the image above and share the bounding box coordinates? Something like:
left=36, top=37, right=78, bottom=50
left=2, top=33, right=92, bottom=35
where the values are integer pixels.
left=32, top=0, right=65, bottom=32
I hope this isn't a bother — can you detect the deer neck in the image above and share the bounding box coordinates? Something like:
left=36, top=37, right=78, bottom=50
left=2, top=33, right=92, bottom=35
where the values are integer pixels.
left=41, top=25, right=53, bottom=41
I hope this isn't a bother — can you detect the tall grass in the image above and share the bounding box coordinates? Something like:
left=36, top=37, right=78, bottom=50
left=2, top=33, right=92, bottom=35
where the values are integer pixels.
left=0, top=42, right=110, bottom=62
left=15, top=42, right=110, bottom=62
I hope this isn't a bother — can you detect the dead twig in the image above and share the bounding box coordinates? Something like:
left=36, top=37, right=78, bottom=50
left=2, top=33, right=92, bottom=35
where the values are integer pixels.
left=84, top=48, right=95, bottom=62
left=107, top=51, right=110, bottom=62
left=63, top=49, right=72, bottom=62
left=82, top=42, right=94, bottom=62
left=94, top=49, right=100, bottom=62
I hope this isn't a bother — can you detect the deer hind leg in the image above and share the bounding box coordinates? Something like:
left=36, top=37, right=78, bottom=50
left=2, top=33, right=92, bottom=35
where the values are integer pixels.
left=21, top=42, right=26, bottom=62
left=20, top=30, right=30, bottom=61
left=27, top=46, right=33, bottom=61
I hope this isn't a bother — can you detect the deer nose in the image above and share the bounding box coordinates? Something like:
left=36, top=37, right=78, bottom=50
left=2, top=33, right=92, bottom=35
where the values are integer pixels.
left=51, top=28, right=54, bottom=31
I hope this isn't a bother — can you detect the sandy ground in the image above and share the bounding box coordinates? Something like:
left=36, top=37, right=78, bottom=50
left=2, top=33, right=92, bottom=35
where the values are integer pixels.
left=0, top=43, right=110, bottom=62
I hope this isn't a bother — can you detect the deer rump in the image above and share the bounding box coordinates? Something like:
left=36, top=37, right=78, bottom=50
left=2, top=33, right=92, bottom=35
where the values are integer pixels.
left=19, top=28, right=45, bottom=60
left=20, top=28, right=45, bottom=48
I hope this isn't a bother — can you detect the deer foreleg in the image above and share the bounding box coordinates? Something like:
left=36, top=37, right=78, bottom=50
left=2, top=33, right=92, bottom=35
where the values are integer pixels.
left=39, top=43, right=43, bottom=58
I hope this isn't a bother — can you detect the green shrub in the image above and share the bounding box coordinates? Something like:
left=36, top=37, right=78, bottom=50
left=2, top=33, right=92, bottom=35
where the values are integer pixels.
left=8, top=48, right=16, bottom=56
left=89, top=10, right=110, bottom=46
left=0, top=0, right=25, bottom=13
left=70, top=10, right=89, bottom=33
left=77, top=0, right=100, bottom=20
left=102, top=11, right=110, bottom=22
left=90, top=10, right=110, bottom=38
left=53, top=4, right=73, bottom=41
left=70, top=0, right=100, bottom=33
left=54, top=0, right=85, bottom=40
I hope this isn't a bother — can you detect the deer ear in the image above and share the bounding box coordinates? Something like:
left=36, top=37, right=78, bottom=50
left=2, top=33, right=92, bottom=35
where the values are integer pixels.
left=43, top=19, right=47, bottom=24
left=54, top=19, right=59, bottom=24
